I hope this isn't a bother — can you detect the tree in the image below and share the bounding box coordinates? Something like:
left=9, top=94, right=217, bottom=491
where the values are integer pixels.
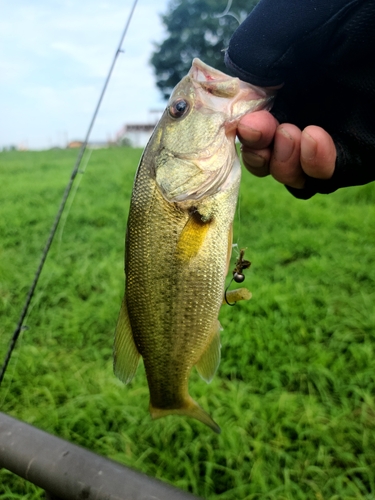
left=150, top=0, right=259, bottom=99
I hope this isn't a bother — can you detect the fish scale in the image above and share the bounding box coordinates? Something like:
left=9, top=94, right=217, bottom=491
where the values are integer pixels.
left=114, top=58, right=272, bottom=433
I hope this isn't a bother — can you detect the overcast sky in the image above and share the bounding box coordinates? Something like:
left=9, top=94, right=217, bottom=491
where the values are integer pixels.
left=0, top=0, right=170, bottom=150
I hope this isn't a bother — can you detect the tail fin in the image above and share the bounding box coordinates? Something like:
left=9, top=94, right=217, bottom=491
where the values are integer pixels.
left=150, top=397, right=221, bottom=434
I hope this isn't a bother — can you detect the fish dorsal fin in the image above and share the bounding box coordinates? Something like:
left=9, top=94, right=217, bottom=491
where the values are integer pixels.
left=113, top=297, right=140, bottom=384
left=196, top=321, right=221, bottom=383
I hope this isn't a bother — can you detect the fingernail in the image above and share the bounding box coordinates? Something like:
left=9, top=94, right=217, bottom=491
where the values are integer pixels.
left=301, top=130, right=317, bottom=161
left=275, top=127, right=294, bottom=162
left=242, top=150, right=266, bottom=169
left=238, top=126, right=262, bottom=145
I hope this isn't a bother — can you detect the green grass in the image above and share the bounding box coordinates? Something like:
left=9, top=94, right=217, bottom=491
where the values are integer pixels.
left=0, top=148, right=374, bottom=499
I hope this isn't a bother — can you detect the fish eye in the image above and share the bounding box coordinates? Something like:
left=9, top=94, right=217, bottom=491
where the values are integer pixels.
left=169, top=98, right=189, bottom=119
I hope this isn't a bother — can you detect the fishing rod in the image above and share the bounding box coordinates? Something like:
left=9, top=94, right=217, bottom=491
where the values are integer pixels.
left=0, top=0, right=139, bottom=386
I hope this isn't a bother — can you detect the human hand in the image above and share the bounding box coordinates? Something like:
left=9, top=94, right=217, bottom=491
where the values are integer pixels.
left=237, top=110, right=336, bottom=190
left=225, top=0, right=375, bottom=198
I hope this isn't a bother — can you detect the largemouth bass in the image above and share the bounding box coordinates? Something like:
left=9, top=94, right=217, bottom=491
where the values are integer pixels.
left=114, top=59, right=272, bottom=433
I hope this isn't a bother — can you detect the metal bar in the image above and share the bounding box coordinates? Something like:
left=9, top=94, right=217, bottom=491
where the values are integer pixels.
left=45, top=493, right=64, bottom=500
left=0, top=412, right=200, bottom=500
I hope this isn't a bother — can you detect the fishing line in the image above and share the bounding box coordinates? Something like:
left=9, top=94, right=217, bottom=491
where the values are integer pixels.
left=14, top=148, right=94, bottom=336
left=213, top=0, right=241, bottom=26
left=236, top=180, right=242, bottom=246
left=11, top=148, right=95, bottom=338
left=0, top=0, right=139, bottom=386
left=57, top=148, right=93, bottom=247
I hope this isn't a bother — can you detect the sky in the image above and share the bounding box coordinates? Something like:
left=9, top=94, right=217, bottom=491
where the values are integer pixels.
left=0, top=0, right=170, bottom=150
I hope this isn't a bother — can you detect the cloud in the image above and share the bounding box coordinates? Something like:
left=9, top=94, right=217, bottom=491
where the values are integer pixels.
left=0, top=0, right=169, bottom=149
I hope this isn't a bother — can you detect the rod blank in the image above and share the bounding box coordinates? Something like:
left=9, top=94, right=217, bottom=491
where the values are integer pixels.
left=0, top=412, right=200, bottom=500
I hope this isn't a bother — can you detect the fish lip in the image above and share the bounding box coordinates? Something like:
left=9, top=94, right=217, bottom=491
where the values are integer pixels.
left=184, top=60, right=274, bottom=160
left=189, top=58, right=232, bottom=83
left=189, top=58, right=273, bottom=99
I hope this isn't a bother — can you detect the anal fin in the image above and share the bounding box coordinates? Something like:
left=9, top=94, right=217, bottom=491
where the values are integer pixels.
left=196, top=321, right=221, bottom=383
left=113, top=296, right=140, bottom=384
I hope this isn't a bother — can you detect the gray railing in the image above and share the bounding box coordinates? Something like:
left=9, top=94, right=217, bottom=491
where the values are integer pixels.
left=0, top=412, right=200, bottom=500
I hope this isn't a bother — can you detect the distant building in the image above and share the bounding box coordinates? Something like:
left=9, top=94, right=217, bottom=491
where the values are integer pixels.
left=67, top=141, right=84, bottom=149
left=116, top=124, right=155, bottom=147
left=66, top=140, right=109, bottom=149
left=116, top=110, right=164, bottom=147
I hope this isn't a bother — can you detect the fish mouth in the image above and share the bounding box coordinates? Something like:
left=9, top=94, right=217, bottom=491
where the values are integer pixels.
left=173, top=58, right=272, bottom=163
left=189, top=58, right=241, bottom=89
left=189, top=58, right=274, bottom=124
left=189, top=58, right=272, bottom=99
left=168, top=58, right=273, bottom=164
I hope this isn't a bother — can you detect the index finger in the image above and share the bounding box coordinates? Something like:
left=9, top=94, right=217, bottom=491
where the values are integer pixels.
left=237, top=110, right=278, bottom=149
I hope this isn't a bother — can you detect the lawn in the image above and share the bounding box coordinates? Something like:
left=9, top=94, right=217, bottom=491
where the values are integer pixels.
left=0, top=147, right=374, bottom=499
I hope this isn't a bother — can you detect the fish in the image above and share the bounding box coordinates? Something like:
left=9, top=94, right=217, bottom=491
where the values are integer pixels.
left=114, top=58, right=272, bottom=433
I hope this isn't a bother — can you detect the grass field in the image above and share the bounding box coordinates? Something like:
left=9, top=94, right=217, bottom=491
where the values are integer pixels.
left=0, top=147, right=374, bottom=499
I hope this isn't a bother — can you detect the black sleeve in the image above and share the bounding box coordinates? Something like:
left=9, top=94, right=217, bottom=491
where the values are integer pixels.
left=225, top=0, right=375, bottom=199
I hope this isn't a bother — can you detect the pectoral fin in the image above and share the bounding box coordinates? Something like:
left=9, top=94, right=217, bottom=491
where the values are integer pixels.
left=176, top=210, right=211, bottom=261
left=113, top=297, right=140, bottom=384
left=196, top=321, right=221, bottom=383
